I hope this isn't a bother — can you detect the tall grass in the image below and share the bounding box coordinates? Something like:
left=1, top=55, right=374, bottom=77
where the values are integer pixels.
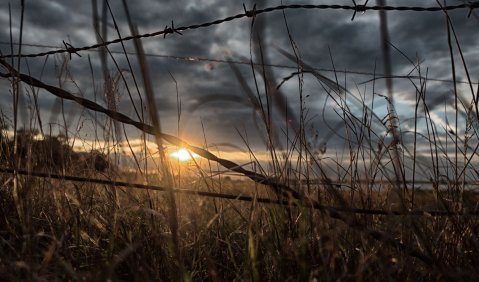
left=1, top=1, right=479, bottom=281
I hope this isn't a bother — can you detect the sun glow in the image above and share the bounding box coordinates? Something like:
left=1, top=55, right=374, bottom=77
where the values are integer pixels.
left=170, top=148, right=198, bottom=162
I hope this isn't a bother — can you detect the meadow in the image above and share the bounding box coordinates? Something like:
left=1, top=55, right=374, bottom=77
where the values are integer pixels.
left=1, top=1, right=479, bottom=281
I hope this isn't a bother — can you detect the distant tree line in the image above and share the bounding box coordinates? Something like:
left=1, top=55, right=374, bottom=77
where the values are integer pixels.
left=0, top=128, right=110, bottom=174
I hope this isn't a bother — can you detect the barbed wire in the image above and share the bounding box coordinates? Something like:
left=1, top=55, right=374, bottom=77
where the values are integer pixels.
left=0, top=2, right=477, bottom=59
left=1, top=41, right=476, bottom=86
left=1, top=167, right=477, bottom=217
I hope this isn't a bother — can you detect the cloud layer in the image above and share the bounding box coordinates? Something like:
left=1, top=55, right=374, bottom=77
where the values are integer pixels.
left=0, top=0, right=478, bottom=158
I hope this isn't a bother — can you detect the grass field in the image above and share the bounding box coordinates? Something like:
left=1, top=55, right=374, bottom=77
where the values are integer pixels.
left=1, top=1, right=479, bottom=281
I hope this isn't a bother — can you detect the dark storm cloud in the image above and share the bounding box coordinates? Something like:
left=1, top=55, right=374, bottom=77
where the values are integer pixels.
left=384, top=8, right=479, bottom=95
left=112, top=0, right=220, bottom=29
left=269, top=10, right=380, bottom=70
left=23, top=0, right=72, bottom=29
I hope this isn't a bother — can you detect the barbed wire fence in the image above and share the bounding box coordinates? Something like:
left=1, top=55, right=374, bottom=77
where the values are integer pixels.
left=3, top=3, right=479, bottom=277
left=0, top=2, right=478, bottom=59
left=1, top=41, right=477, bottom=86
left=1, top=1, right=479, bottom=218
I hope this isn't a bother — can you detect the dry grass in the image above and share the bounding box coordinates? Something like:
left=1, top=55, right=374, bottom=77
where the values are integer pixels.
left=1, top=2, right=479, bottom=281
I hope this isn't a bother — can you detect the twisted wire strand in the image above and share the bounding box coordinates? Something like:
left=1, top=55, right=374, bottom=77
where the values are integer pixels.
left=0, top=2, right=477, bottom=59
left=0, top=58, right=300, bottom=199
left=2, top=41, right=478, bottom=86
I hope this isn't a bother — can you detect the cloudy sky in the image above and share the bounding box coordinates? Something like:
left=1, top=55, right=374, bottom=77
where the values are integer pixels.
left=0, top=0, right=478, bottom=174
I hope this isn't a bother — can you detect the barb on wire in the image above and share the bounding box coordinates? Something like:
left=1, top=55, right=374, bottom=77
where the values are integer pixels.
left=163, top=20, right=183, bottom=38
left=0, top=2, right=476, bottom=59
left=351, top=0, right=369, bottom=21
left=243, top=3, right=257, bottom=25
left=62, top=40, right=81, bottom=60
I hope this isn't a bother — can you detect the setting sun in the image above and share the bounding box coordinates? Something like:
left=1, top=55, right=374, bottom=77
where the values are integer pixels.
left=170, top=148, right=198, bottom=162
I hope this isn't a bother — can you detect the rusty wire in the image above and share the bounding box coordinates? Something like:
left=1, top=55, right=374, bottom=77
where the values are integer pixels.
left=1, top=41, right=478, bottom=86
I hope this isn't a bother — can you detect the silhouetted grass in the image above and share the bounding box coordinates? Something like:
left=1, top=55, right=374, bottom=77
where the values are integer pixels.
left=1, top=2, right=479, bottom=281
